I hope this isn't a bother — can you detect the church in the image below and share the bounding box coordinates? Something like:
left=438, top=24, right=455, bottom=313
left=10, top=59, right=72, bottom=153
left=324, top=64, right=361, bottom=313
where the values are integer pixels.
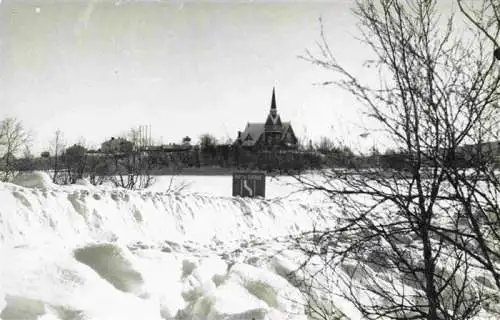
left=234, top=88, right=298, bottom=150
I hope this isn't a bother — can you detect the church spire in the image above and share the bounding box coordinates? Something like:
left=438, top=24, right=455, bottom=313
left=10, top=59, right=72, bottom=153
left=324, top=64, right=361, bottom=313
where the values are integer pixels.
left=270, top=87, right=277, bottom=111
left=265, top=86, right=282, bottom=129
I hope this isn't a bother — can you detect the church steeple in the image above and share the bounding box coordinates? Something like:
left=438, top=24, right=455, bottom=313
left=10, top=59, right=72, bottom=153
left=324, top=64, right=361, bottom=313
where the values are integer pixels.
left=265, top=87, right=282, bottom=129
left=270, top=87, right=277, bottom=113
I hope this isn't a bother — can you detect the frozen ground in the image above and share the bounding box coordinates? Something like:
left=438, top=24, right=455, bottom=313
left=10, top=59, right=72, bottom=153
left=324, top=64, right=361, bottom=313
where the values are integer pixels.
left=1, top=172, right=497, bottom=320
left=148, top=174, right=327, bottom=202
left=0, top=172, right=344, bottom=320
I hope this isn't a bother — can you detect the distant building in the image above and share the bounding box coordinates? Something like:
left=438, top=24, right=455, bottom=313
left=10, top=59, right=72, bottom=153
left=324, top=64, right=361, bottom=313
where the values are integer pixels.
left=101, top=137, right=133, bottom=154
left=182, top=136, right=192, bottom=146
left=234, top=88, right=298, bottom=150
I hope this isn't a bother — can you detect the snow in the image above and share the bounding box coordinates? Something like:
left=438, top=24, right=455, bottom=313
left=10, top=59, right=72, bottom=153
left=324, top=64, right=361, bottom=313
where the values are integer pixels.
left=11, top=171, right=54, bottom=189
left=0, top=174, right=326, bottom=248
left=148, top=174, right=327, bottom=202
left=227, top=263, right=305, bottom=315
left=0, top=172, right=338, bottom=319
left=0, top=171, right=497, bottom=319
left=0, top=245, right=161, bottom=320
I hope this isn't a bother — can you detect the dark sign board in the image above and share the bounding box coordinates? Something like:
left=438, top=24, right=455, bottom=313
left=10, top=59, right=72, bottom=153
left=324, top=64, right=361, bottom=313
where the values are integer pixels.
left=232, top=172, right=266, bottom=198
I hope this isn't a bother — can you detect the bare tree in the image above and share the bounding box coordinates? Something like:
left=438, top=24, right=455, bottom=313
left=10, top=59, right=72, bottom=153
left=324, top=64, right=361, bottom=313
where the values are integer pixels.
left=110, top=151, right=156, bottom=189
left=457, top=0, right=499, bottom=58
left=62, top=144, right=87, bottom=184
left=14, top=146, right=36, bottom=173
left=86, top=152, right=109, bottom=186
left=49, top=129, right=66, bottom=183
left=199, top=133, right=218, bottom=150
left=293, top=1, right=500, bottom=319
left=102, top=131, right=156, bottom=190
left=0, top=118, right=31, bottom=181
left=315, top=136, right=336, bottom=155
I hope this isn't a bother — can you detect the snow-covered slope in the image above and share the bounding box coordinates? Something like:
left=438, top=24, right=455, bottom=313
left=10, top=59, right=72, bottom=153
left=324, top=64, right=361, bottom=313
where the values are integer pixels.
left=4, top=172, right=495, bottom=320
left=0, top=172, right=329, bottom=247
left=0, top=172, right=338, bottom=320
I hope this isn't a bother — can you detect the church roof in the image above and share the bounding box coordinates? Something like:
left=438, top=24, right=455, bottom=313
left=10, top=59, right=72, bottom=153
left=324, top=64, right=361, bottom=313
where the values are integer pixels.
left=235, top=87, right=296, bottom=148
left=239, top=122, right=291, bottom=147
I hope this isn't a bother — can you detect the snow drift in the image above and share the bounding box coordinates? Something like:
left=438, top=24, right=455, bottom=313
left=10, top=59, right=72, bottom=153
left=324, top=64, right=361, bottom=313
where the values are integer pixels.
left=4, top=172, right=494, bottom=319
left=0, top=172, right=329, bottom=247
left=0, top=172, right=335, bottom=320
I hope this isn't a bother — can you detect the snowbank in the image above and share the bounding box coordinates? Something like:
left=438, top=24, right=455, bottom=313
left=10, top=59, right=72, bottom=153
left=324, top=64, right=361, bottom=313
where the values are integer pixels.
left=0, top=172, right=341, bottom=319
left=228, top=263, right=305, bottom=315
left=0, top=242, right=319, bottom=320
left=74, top=243, right=147, bottom=295
left=0, top=245, right=161, bottom=320
left=0, top=172, right=332, bottom=247
left=11, top=171, right=54, bottom=189
left=3, top=172, right=497, bottom=320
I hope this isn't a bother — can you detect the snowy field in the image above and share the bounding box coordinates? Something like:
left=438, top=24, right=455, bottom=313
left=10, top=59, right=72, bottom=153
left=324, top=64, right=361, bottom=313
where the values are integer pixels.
left=0, top=172, right=344, bottom=320
left=0, top=172, right=497, bottom=320
left=148, top=174, right=326, bottom=202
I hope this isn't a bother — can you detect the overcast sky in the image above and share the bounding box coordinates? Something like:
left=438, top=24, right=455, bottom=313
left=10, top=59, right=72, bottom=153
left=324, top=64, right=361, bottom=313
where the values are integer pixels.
left=0, top=0, right=454, bottom=153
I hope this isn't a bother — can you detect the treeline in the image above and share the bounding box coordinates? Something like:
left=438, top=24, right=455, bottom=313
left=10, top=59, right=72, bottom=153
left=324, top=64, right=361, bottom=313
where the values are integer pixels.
left=15, top=144, right=326, bottom=183
left=148, top=146, right=324, bottom=172
left=2, top=118, right=497, bottom=189
left=5, top=135, right=411, bottom=187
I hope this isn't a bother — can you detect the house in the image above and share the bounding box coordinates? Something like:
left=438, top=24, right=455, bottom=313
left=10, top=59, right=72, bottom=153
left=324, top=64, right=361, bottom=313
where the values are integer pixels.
left=234, top=88, right=298, bottom=150
left=101, top=137, right=134, bottom=154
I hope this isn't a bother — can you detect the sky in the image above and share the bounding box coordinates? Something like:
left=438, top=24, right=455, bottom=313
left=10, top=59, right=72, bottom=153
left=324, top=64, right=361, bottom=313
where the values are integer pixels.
left=0, top=0, right=454, bottom=154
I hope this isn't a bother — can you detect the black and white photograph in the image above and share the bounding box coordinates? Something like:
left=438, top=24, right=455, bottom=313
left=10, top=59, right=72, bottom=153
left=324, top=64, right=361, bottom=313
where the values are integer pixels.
left=0, top=0, right=499, bottom=319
